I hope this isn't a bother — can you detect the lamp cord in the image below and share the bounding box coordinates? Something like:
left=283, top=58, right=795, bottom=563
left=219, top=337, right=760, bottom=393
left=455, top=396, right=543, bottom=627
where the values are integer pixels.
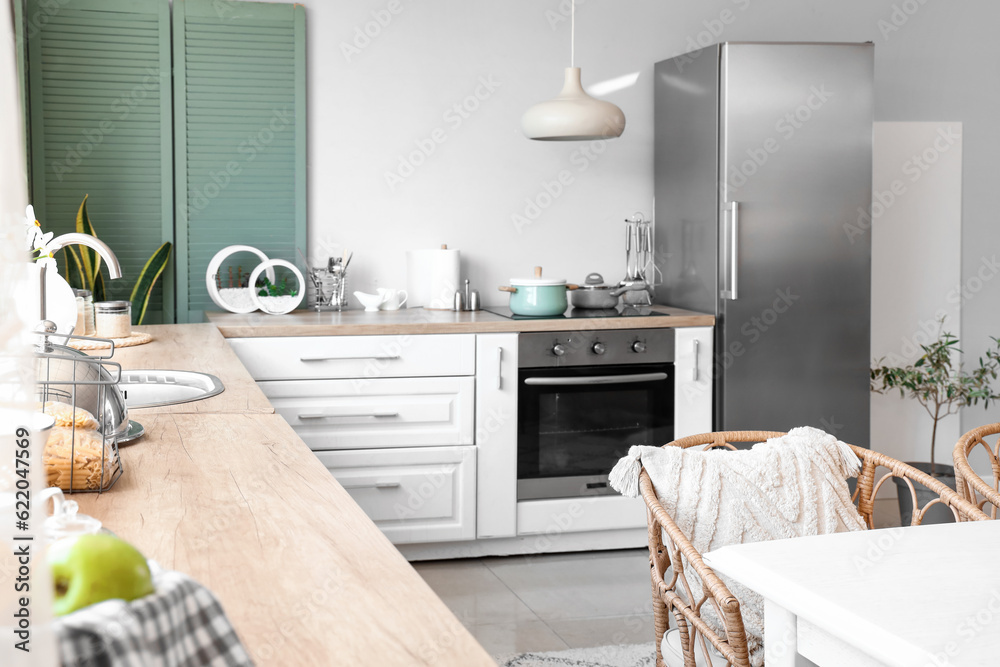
left=570, top=0, right=575, bottom=67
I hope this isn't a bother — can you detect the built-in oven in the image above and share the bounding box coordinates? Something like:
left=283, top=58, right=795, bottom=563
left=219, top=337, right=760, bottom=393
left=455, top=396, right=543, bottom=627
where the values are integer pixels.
left=517, top=329, right=675, bottom=500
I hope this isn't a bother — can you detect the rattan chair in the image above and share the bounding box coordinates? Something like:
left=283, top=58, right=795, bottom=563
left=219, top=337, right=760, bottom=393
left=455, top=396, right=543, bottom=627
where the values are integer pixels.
left=643, top=431, right=990, bottom=667
left=954, top=422, right=1000, bottom=518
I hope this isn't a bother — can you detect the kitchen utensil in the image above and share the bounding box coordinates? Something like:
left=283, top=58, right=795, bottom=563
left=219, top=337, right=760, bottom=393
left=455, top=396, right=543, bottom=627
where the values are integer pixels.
left=469, top=290, right=481, bottom=311
left=406, top=245, right=460, bottom=309
left=377, top=288, right=408, bottom=310
left=619, top=214, right=655, bottom=306
left=453, top=291, right=465, bottom=312
left=570, top=272, right=621, bottom=309
left=36, top=344, right=129, bottom=441
left=498, top=266, right=578, bottom=317
left=117, top=419, right=145, bottom=445
left=354, top=290, right=389, bottom=312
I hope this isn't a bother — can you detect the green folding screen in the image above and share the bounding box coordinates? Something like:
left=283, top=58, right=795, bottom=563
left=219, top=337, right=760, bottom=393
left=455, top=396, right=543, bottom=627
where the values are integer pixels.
left=173, top=0, right=306, bottom=322
left=24, top=0, right=306, bottom=324
left=26, top=0, right=174, bottom=322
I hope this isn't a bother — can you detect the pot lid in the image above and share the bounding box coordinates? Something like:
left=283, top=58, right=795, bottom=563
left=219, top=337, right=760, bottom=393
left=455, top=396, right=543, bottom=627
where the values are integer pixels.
left=511, top=266, right=565, bottom=287
left=577, top=272, right=612, bottom=290
left=510, top=277, right=566, bottom=286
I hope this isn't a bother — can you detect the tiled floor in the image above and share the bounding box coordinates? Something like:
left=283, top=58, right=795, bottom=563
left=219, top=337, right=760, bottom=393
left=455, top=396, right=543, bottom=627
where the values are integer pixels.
left=414, top=499, right=901, bottom=657
left=413, top=549, right=655, bottom=656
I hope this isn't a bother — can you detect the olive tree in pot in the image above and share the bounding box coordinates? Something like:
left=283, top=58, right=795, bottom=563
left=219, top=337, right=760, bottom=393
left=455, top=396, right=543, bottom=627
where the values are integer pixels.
left=871, top=320, right=1000, bottom=525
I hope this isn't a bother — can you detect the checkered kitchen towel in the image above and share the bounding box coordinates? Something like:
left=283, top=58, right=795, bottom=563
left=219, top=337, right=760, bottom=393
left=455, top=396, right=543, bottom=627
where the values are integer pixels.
left=56, top=562, right=253, bottom=667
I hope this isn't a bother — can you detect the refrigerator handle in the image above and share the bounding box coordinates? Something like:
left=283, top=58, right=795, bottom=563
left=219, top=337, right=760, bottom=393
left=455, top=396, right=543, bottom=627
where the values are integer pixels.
left=723, top=201, right=740, bottom=300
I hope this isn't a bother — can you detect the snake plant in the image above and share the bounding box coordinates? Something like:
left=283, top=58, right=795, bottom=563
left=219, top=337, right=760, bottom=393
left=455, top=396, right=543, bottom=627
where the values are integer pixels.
left=63, top=195, right=172, bottom=325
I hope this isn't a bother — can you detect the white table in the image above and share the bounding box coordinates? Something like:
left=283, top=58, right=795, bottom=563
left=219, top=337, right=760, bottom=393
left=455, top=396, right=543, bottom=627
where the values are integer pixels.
left=703, top=521, right=1000, bottom=667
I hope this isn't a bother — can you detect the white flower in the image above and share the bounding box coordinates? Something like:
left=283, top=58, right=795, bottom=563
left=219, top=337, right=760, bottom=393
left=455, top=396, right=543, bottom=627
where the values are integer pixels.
left=23, top=205, right=42, bottom=252
left=36, top=254, right=57, bottom=271
left=34, top=230, right=53, bottom=252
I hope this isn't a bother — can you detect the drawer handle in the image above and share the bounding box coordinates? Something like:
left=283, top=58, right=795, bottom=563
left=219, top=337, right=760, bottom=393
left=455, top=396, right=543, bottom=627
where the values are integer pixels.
left=693, top=339, right=700, bottom=381
left=299, top=355, right=401, bottom=362
left=343, top=479, right=402, bottom=490
left=297, top=411, right=399, bottom=420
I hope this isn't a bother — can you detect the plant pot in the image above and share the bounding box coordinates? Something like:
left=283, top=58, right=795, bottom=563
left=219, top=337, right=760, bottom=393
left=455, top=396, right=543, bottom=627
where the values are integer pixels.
left=892, top=462, right=956, bottom=526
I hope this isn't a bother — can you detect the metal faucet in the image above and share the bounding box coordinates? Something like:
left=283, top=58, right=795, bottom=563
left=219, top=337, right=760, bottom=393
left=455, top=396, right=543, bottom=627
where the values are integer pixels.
left=38, top=232, right=122, bottom=334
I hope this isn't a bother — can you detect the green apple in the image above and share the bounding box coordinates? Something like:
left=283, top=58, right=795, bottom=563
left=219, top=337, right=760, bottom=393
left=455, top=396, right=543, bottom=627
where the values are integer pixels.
left=48, top=534, right=155, bottom=616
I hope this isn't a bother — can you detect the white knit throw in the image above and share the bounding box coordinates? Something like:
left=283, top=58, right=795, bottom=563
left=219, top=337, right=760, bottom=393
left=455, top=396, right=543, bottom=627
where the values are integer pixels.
left=609, top=426, right=866, bottom=666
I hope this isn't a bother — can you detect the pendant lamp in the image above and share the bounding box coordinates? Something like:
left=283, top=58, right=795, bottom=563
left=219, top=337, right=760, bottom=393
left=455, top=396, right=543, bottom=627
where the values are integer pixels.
left=521, top=0, right=626, bottom=141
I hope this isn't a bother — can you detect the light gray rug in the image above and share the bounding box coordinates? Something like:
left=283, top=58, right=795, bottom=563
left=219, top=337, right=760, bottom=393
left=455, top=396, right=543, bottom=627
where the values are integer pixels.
left=497, top=643, right=655, bottom=667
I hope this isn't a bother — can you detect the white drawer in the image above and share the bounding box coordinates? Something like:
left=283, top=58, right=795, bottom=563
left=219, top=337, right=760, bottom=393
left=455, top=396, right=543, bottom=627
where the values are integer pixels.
left=229, top=334, right=476, bottom=381
left=260, top=377, right=474, bottom=450
left=316, top=446, right=476, bottom=544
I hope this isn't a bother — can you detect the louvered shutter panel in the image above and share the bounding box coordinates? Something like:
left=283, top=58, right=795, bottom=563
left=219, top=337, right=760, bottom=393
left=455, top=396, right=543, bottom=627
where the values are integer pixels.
left=26, top=0, right=174, bottom=323
left=173, top=0, right=306, bottom=322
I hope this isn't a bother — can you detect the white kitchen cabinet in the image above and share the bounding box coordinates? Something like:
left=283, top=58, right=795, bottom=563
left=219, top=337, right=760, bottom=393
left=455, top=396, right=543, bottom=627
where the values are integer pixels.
left=229, top=334, right=475, bottom=381
left=474, top=333, right=518, bottom=539
left=314, top=446, right=476, bottom=544
left=673, top=326, right=714, bottom=438
left=259, top=377, right=474, bottom=450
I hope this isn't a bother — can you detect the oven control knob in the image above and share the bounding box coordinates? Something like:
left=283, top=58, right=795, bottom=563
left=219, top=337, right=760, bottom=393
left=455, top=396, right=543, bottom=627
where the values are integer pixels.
left=631, top=341, right=647, bottom=354
left=552, top=343, right=567, bottom=357
left=592, top=342, right=606, bottom=355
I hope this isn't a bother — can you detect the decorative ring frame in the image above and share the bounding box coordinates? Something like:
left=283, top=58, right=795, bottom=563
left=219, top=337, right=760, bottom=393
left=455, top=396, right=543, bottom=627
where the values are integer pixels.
left=206, top=245, right=275, bottom=314
left=248, top=259, right=305, bottom=315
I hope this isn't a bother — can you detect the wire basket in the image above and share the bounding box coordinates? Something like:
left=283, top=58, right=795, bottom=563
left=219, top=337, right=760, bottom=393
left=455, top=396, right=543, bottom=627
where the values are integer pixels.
left=35, top=331, right=124, bottom=493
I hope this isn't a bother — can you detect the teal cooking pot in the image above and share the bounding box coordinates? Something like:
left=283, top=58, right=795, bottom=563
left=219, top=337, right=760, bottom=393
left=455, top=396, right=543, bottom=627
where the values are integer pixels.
left=498, top=267, right=578, bottom=317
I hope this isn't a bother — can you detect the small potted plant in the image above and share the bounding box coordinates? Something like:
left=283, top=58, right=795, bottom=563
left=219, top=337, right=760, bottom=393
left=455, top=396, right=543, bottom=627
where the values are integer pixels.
left=870, top=319, right=1000, bottom=525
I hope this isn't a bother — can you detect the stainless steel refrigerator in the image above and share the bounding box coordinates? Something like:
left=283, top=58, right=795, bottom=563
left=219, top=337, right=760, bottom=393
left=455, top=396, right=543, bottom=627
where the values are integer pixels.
left=654, top=42, right=873, bottom=448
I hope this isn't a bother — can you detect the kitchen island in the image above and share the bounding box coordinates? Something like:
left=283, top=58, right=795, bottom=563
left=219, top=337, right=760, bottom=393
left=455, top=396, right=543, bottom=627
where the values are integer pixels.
left=74, top=324, right=496, bottom=666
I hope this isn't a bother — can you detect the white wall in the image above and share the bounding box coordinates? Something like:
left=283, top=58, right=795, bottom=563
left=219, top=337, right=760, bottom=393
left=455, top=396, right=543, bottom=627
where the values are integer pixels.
left=871, top=122, right=962, bottom=468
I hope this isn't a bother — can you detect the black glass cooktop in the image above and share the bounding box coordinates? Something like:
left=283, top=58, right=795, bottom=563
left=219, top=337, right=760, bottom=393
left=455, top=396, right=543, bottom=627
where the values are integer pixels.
left=485, top=306, right=666, bottom=321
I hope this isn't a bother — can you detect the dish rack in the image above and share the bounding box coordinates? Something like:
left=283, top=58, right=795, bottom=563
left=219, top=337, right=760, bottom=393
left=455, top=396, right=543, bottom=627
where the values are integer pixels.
left=35, top=331, right=124, bottom=493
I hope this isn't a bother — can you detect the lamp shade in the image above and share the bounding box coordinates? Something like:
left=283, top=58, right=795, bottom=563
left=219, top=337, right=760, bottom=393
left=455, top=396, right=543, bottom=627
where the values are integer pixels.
left=521, top=67, right=626, bottom=141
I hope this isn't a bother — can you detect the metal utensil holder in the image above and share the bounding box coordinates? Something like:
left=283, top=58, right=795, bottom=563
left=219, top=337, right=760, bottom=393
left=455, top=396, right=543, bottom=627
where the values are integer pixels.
left=309, top=267, right=348, bottom=311
left=35, top=332, right=124, bottom=494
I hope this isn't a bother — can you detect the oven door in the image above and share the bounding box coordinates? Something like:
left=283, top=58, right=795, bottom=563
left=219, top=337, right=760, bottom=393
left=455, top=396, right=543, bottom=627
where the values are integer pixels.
left=517, top=363, right=674, bottom=500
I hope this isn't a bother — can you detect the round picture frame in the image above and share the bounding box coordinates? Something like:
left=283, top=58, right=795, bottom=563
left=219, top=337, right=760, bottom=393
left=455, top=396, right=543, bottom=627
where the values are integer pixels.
left=248, top=259, right=305, bottom=315
left=205, top=245, right=275, bottom=314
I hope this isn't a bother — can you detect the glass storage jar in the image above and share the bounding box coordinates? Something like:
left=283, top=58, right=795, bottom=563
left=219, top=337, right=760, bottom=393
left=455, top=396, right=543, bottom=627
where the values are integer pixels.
left=94, top=301, right=131, bottom=339
left=73, top=288, right=95, bottom=335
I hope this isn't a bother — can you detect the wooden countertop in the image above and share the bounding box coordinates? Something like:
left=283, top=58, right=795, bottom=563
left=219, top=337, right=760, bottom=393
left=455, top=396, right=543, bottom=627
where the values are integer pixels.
left=111, top=324, right=273, bottom=416
left=207, top=305, right=715, bottom=337
left=76, top=326, right=494, bottom=666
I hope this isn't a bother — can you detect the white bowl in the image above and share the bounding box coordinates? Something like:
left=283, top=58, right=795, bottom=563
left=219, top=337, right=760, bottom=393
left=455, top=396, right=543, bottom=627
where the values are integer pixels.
left=353, top=291, right=387, bottom=312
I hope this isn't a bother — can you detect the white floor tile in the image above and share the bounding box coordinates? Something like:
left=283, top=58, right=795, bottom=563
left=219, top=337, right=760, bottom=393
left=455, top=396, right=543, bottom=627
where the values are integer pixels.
left=547, top=613, right=656, bottom=649
left=482, top=549, right=652, bottom=623
left=470, top=619, right=570, bottom=656
left=413, top=559, right=541, bottom=628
